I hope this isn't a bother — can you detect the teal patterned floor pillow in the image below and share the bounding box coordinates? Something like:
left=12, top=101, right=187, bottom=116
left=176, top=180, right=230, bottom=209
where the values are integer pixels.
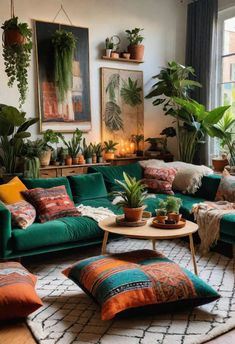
left=63, top=250, right=220, bottom=320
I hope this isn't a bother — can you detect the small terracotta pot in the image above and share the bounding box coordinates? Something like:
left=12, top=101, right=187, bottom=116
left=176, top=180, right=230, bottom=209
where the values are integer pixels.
left=104, top=152, right=115, bottom=160
left=4, top=29, right=25, bottom=46
left=111, top=52, right=119, bottom=58
left=128, top=44, right=144, bottom=60
left=92, top=154, right=97, bottom=164
left=212, top=158, right=229, bottom=172
left=168, top=213, right=182, bottom=223
left=65, top=157, right=72, bottom=165
left=122, top=52, right=130, bottom=59
left=123, top=206, right=144, bottom=222
left=72, top=157, right=79, bottom=164
left=78, top=155, right=85, bottom=164
left=156, top=215, right=168, bottom=224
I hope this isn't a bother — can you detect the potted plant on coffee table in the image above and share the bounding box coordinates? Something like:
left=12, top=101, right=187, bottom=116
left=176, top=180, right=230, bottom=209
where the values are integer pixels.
left=1, top=16, right=32, bottom=106
left=158, top=196, right=182, bottom=223
left=155, top=208, right=168, bottom=224
left=112, top=172, right=147, bottom=222
left=104, top=140, right=118, bottom=160
left=125, top=28, right=144, bottom=60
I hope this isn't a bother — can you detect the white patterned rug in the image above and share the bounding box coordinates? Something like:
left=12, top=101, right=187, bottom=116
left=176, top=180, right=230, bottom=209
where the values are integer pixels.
left=25, top=238, right=235, bottom=344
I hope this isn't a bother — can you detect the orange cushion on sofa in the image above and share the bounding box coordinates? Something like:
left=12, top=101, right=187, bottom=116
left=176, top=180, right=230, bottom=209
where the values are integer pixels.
left=0, top=177, right=28, bottom=204
left=0, top=262, right=42, bottom=320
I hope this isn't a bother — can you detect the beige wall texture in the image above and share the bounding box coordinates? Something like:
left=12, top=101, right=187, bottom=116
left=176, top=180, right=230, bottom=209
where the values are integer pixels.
left=0, top=0, right=187, bottom=156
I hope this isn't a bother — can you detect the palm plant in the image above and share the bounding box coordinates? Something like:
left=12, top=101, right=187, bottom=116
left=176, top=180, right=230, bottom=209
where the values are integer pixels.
left=0, top=104, right=38, bottom=174
left=103, top=140, right=118, bottom=152
left=105, top=74, right=123, bottom=131
left=120, top=77, right=142, bottom=107
left=58, top=128, right=82, bottom=158
left=112, top=172, right=147, bottom=209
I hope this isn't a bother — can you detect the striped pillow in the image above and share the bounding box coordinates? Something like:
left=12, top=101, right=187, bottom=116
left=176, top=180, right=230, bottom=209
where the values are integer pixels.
left=22, top=185, right=80, bottom=223
left=63, top=250, right=219, bottom=320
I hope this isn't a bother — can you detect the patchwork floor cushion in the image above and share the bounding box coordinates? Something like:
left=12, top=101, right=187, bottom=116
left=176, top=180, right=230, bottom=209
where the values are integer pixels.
left=0, top=261, right=42, bottom=320
left=63, top=249, right=219, bottom=320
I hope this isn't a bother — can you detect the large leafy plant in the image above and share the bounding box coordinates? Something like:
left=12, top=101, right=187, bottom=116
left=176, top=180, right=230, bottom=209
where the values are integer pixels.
left=112, top=172, right=147, bottom=209
left=52, top=29, right=76, bottom=102
left=125, top=28, right=144, bottom=45
left=120, top=77, right=142, bottom=106
left=58, top=128, right=82, bottom=158
left=0, top=104, right=38, bottom=174
left=1, top=16, right=32, bottom=106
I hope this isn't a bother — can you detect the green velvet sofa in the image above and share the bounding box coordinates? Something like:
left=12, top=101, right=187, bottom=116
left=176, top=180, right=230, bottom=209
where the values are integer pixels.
left=0, top=163, right=234, bottom=260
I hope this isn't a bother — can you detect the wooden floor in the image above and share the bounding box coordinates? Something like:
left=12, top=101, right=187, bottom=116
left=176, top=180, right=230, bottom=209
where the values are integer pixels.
left=0, top=320, right=235, bottom=344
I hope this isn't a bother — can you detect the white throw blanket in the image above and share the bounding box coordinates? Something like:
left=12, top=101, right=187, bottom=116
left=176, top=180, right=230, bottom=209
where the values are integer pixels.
left=76, top=204, right=115, bottom=222
left=192, top=201, right=235, bottom=255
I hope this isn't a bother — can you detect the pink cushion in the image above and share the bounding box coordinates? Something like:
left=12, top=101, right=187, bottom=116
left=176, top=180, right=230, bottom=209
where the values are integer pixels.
left=143, top=167, right=177, bottom=194
left=6, top=200, right=36, bottom=229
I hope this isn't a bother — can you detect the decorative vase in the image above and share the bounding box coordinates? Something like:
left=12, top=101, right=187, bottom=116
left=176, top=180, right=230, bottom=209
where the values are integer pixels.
left=123, top=206, right=144, bottom=222
left=167, top=213, right=182, bottom=223
left=212, top=158, right=229, bottom=172
left=156, top=215, right=168, bottom=224
left=72, top=157, right=79, bottom=165
left=39, top=149, right=52, bottom=167
left=86, top=157, right=92, bottom=164
left=3, top=29, right=25, bottom=46
left=128, top=44, right=144, bottom=60
left=105, top=49, right=112, bottom=57
left=65, top=157, right=72, bottom=165
left=92, top=154, right=97, bottom=164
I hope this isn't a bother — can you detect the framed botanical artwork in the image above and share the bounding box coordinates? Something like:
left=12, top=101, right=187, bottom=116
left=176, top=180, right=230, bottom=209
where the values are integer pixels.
left=34, top=20, right=91, bottom=132
left=101, top=67, right=144, bottom=150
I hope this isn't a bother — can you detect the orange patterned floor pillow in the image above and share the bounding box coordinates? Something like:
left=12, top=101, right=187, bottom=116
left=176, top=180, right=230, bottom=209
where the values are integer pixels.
left=63, top=249, right=219, bottom=320
left=0, top=262, right=42, bottom=320
left=22, top=185, right=80, bottom=223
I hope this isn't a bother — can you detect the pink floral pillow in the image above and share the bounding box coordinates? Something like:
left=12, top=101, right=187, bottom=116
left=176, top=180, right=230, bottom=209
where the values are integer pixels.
left=143, top=167, right=177, bottom=195
left=6, top=200, right=36, bottom=229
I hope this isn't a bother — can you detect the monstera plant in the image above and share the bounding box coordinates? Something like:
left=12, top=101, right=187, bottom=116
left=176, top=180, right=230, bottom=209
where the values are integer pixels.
left=0, top=104, right=38, bottom=175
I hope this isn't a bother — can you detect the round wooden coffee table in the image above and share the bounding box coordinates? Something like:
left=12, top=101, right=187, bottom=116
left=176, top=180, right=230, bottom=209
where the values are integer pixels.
left=98, top=217, right=199, bottom=275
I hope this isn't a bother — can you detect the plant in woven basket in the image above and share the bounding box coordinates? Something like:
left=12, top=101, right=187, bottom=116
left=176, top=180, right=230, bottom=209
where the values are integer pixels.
left=52, top=29, right=76, bottom=102
left=1, top=16, right=32, bottom=106
left=112, top=172, right=147, bottom=221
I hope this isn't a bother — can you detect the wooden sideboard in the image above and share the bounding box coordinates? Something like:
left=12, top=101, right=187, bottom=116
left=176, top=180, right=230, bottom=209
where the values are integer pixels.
left=39, top=162, right=110, bottom=178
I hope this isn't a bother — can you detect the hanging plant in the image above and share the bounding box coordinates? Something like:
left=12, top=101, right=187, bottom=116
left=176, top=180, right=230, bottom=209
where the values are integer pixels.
left=1, top=16, right=32, bottom=107
left=52, top=29, right=76, bottom=102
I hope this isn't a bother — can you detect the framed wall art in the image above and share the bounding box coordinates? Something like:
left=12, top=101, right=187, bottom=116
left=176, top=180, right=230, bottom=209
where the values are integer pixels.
left=101, top=67, right=144, bottom=149
left=34, top=20, right=91, bottom=132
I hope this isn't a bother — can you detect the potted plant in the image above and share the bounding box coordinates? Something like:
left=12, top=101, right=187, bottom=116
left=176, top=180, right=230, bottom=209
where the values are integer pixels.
left=52, top=29, right=76, bottom=102
left=39, top=129, right=59, bottom=167
left=158, top=196, right=182, bottom=223
left=104, top=140, right=118, bottom=160
left=0, top=104, right=38, bottom=180
left=82, top=139, right=93, bottom=164
left=91, top=143, right=98, bottom=163
left=105, top=37, right=114, bottom=57
left=1, top=16, right=33, bottom=106
left=58, top=128, right=83, bottom=164
left=125, top=28, right=144, bottom=60
left=112, top=172, right=147, bottom=222
left=96, top=143, right=104, bottom=163
left=155, top=208, right=167, bottom=224
left=22, top=139, right=44, bottom=178
left=131, top=134, right=144, bottom=156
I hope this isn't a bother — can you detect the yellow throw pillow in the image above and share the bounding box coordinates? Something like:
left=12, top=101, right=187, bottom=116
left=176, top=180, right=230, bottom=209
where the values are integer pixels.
left=0, top=177, right=28, bottom=204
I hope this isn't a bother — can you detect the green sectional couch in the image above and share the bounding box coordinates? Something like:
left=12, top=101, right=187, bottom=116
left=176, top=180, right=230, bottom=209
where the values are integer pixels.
left=0, top=163, right=234, bottom=260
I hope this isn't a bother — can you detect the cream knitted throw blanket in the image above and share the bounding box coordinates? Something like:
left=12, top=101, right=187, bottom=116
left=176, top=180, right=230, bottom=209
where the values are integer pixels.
left=76, top=204, right=115, bottom=222
left=192, top=201, right=235, bottom=255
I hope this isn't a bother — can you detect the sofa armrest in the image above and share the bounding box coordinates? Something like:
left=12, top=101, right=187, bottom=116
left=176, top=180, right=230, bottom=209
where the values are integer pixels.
left=0, top=202, right=12, bottom=259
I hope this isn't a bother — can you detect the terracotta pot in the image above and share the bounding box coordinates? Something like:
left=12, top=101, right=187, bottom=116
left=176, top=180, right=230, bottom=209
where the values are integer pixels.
left=104, top=152, right=115, bottom=160
left=92, top=154, right=97, bottom=164
left=72, top=157, right=79, bottom=165
left=122, top=52, right=130, bottom=59
left=111, top=52, right=119, bottom=58
left=39, top=149, right=51, bottom=167
left=65, top=157, right=72, bottom=165
left=156, top=215, right=168, bottom=224
left=168, top=213, right=182, bottom=223
left=123, top=206, right=144, bottom=222
left=128, top=44, right=144, bottom=60
left=212, top=158, right=229, bottom=172
left=4, top=29, right=25, bottom=46
left=78, top=155, right=85, bottom=164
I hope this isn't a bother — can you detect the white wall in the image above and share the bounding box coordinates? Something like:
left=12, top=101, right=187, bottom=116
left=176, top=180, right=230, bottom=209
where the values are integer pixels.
left=0, top=0, right=187, bottom=156
left=219, top=0, right=235, bottom=11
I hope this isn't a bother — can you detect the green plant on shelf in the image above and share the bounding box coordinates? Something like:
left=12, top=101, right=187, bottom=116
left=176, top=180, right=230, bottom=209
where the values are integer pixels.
left=58, top=128, right=82, bottom=158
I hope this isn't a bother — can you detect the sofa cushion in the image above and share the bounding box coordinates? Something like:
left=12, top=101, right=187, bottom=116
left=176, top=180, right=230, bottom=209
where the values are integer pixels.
left=0, top=261, right=42, bottom=320
left=21, top=177, right=73, bottom=201
left=0, top=177, right=28, bottom=204
left=63, top=249, right=219, bottom=320
left=215, top=173, right=235, bottom=202
left=143, top=167, right=177, bottom=195
left=88, top=163, right=143, bottom=192
left=194, top=174, right=221, bottom=201
left=68, top=173, right=108, bottom=203
left=6, top=200, right=36, bottom=229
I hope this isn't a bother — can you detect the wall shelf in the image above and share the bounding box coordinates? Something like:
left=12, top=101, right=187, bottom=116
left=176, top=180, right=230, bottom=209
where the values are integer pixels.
left=102, top=56, right=144, bottom=64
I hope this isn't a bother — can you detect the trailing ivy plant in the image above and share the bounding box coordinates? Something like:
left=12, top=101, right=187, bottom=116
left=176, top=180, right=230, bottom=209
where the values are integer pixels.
left=52, top=29, right=76, bottom=102
left=1, top=16, right=32, bottom=107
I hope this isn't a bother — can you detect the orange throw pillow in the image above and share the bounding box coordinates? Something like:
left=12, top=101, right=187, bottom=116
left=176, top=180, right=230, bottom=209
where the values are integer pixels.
left=0, top=177, right=28, bottom=204
left=0, top=261, right=42, bottom=320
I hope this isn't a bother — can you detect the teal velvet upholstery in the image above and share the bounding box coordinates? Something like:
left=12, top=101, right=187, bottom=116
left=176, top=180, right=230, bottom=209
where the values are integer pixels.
left=21, top=177, right=73, bottom=201
left=88, top=163, right=143, bottom=192
left=68, top=173, right=107, bottom=203
left=194, top=175, right=221, bottom=201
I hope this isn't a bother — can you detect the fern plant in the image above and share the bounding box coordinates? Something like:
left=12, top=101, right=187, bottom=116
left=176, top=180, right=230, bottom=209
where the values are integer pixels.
left=112, top=172, right=147, bottom=209
left=120, top=77, right=142, bottom=106
left=52, top=29, right=76, bottom=102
